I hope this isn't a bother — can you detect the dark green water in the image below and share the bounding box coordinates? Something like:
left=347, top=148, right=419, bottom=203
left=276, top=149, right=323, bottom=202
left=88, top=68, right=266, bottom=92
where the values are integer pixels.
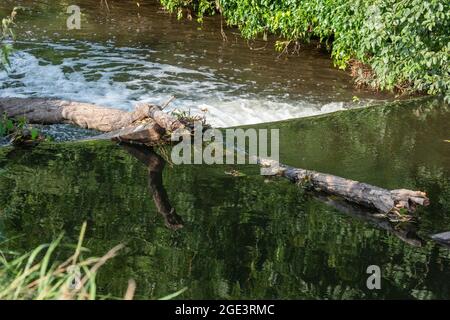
left=0, top=98, right=449, bottom=299
left=0, top=0, right=449, bottom=300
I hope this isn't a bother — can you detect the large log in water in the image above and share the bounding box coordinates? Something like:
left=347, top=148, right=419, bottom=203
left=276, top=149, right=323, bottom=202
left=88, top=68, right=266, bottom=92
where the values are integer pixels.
left=0, top=97, right=185, bottom=131
left=258, top=158, right=429, bottom=216
left=0, top=98, right=139, bottom=131
left=0, top=97, right=430, bottom=216
left=0, top=98, right=170, bottom=145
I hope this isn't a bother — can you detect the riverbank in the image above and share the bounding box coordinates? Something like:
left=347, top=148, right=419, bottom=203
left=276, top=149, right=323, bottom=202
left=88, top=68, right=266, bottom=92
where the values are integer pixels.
left=161, top=0, right=450, bottom=100
left=0, top=0, right=398, bottom=128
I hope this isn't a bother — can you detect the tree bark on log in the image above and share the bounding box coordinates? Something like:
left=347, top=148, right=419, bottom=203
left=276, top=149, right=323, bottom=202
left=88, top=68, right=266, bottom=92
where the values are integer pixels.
left=0, top=97, right=430, bottom=216
left=0, top=98, right=172, bottom=145
left=258, top=158, right=429, bottom=216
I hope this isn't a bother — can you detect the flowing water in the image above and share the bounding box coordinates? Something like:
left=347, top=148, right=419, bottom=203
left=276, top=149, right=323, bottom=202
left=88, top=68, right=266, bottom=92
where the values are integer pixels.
left=0, top=1, right=449, bottom=299
left=0, top=0, right=395, bottom=127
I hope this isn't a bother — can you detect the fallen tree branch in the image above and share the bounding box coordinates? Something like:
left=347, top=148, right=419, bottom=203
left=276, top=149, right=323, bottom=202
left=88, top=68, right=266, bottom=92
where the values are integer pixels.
left=0, top=98, right=182, bottom=145
left=0, top=97, right=430, bottom=217
left=258, top=158, right=429, bottom=217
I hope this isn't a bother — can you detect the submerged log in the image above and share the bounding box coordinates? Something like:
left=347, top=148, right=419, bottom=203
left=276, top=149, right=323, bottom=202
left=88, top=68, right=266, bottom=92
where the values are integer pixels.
left=0, top=97, right=430, bottom=216
left=314, top=193, right=424, bottom=246
left=259, top=158, right=429, bottom=216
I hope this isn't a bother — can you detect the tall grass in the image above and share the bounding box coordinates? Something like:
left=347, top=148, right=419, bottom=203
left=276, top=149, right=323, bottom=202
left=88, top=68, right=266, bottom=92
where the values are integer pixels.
left=0, top=222, right=187, bottom=300
left=0, top=222, right=122, bottom=299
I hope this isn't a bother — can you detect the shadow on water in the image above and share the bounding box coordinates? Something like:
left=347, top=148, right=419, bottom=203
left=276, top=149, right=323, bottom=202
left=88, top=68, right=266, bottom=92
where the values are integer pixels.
left=0, top=98, right=449, bottom=299
left=121, top=144, right=184, bottom=231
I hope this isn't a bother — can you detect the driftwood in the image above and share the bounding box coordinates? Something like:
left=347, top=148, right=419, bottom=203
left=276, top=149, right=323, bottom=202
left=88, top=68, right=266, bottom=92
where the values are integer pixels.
left=0, top=98, right=173, bottom=145
left=0, top=97, right=430, bottom=217
left=258, top=158, right=429, bottom=217
left=124, top=145, right=447, bottom=249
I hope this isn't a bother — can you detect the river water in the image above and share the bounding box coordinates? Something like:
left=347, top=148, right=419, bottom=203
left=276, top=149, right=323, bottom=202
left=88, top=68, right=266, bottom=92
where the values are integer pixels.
left=0, top=1, right=449, bottom=299
left=0, top=0, right=395, bottom=127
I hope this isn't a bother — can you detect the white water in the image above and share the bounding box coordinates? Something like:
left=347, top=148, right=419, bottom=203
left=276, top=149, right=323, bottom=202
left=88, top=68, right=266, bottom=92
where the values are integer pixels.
left=0, top=42, right=357, bottom=128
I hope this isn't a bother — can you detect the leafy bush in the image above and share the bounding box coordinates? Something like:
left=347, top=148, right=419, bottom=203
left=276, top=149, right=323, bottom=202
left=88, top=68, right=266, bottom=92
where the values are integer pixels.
left=160, top=0, right=216, bottom=21
left=160, top=0, right=449, bottom=100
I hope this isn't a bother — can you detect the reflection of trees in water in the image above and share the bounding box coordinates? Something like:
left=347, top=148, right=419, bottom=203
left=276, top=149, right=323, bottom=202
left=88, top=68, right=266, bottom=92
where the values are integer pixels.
left=123, top=142, right=427, bottom=247
left=119, top=138, right=429, bottom=254
left=313, top=193, right=424, bottom=247
left=0, top=98, right=449, bottom=299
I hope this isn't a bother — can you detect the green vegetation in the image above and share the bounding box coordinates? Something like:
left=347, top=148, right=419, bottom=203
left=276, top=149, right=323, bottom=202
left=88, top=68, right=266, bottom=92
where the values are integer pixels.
left=0, top=115, right=35, bottom=138
left=0, top=7, right=20, bottom=69
left=160, top=0, right=450, bottom=100
left=0, top=114, right=44, bottom=146
left=0, top=223, right=124, bottom=300
left=0, top=222, right=187, bottom=300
